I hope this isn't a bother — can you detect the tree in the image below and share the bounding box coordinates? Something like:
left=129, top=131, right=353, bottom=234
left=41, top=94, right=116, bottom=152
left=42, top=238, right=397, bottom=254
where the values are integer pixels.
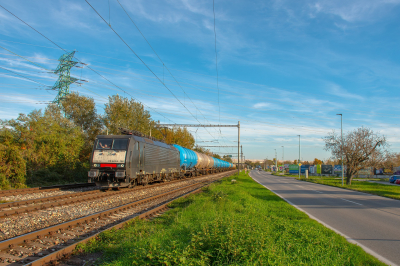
left=222, top=155, right=233, bottom=163
left=61, top=92, right=103, bottom=141
left=1, top=105, right=86, bottom=186
left=103, top=95, right=152, bottom=135
left=324, top=127, right=390, bottom=185
left=313, top=158, right=323, bottom=165
left=61, top=92, right=103, bottom=161
left=213, top=154, right=221, bottom=159
left=193, top=146, right=214, bottom=156
left=0, top=127, right=26, bottom=188
left=152, top=127, right=195, bottom=149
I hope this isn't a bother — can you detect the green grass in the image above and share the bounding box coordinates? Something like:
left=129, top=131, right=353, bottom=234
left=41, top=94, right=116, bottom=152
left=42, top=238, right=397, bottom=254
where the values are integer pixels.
left=297, top=176, right=400, bottom=200
left=77, top=171, right=385, bottom=266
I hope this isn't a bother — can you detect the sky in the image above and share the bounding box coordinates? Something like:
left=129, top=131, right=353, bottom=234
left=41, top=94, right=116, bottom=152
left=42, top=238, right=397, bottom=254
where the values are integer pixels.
left=1, top=0, right=400, bottom=162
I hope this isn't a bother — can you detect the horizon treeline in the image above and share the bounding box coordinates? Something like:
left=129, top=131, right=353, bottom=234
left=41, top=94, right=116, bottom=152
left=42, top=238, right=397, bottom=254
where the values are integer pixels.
left=0, top=93, right=198, bottom=189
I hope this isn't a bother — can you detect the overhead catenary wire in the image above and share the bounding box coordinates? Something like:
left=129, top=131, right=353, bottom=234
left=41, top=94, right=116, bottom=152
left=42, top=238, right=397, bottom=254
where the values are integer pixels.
left=85, top=0, right=224, bottom=145
left=116, top=0, right=224, bottom=139
left=115, top=0, right=232, bottom=149
left=212, top=0, right=220, bottom=125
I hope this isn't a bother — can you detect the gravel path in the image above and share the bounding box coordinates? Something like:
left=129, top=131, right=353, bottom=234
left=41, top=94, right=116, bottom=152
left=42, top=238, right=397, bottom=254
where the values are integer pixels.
left=0, top=175, right=221, bottom=240
left=0, top=186, right=100, bottom=203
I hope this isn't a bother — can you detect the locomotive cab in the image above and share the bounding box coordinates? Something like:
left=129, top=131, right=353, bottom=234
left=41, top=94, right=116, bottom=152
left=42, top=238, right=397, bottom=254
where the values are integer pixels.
left=88, top=135, right=132, bottom=188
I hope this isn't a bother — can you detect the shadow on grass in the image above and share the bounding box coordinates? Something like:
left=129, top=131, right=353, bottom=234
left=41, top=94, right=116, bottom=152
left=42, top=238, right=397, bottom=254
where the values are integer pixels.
left=250, top=193, right=284, bottom=202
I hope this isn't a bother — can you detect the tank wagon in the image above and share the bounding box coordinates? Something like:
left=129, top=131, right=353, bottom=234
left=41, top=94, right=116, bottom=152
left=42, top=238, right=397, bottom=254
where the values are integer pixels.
left=88, top=128, right=235, bottom=189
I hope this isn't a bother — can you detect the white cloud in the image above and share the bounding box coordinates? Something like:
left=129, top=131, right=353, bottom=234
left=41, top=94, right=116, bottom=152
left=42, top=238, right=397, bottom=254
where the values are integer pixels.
left=310, top=0, right=400, bottom=22
left=253, top=102, right=272, bottom=109
left=327, top=83, right=364, bottom=101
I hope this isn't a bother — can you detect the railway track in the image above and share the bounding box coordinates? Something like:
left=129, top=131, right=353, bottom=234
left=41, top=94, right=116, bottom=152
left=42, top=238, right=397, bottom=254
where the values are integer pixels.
left=0, top=170, right=235, bottom=266
left=0, top=176, right=219, bottom=218
left=0, top=183, right=96, bottom=198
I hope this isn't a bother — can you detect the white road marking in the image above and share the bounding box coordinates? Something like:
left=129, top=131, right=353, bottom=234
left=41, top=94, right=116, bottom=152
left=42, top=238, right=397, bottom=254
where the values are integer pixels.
left=249, top=173, right=396, bottom=266
left=341, top=198, right=363, bottom=206
left=314, top=190, right=323, bottom=193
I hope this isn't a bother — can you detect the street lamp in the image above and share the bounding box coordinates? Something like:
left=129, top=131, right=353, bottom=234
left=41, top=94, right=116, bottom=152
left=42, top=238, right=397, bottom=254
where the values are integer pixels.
left=336, top=114, right=344, bottom=186
left=298, top=135, right=301, bottom=179
left=282, top=146, right=284, bottom=173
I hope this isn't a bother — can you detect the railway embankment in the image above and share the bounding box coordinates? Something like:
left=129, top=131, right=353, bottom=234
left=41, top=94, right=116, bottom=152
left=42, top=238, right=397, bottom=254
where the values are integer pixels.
left=74, top=171, right=383, bottom=265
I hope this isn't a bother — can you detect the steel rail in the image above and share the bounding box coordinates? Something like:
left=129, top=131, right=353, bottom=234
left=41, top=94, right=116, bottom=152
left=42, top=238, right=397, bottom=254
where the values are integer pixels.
left=0, top=171, right=235, bottom=265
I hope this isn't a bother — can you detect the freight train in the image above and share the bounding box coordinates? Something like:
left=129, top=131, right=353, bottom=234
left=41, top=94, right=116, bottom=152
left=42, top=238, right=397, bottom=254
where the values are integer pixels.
left=87, top=128, right=235, bottom=189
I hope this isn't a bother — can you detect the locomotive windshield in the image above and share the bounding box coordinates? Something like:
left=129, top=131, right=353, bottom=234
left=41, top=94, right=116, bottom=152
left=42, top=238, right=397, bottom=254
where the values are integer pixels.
left=96, top=139, right=129, bottom=150
left=92, top=138, right=129, bottom=164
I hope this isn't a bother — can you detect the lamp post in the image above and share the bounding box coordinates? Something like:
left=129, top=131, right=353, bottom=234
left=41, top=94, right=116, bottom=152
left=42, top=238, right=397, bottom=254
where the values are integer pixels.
left=274, top=149, right=277, bottom=172
left=298, top=135, right=301, bottom=179
left=337, top=114, right=344, bottom=186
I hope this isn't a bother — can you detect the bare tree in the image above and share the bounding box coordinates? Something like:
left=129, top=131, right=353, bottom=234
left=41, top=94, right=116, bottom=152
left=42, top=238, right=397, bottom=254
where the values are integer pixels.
left=324, top=127, right=390, bottom=185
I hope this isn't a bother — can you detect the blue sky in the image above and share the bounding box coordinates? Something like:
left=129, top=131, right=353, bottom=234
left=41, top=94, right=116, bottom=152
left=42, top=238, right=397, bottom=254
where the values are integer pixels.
left=1, top=0, right=400, bottom=162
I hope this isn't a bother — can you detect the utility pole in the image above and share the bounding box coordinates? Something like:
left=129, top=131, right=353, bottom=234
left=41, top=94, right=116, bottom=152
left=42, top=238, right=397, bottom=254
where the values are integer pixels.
left=274, top=149, right=277, bottom=172
left=238, top=121, right=240, bottom=175
left=282, top=146, right=284, bottom=173
left=337, top=114, right=344, bottom=186
left=241, top=145, right=243, bottom=170
left=298, top=135, right=301, bottom=179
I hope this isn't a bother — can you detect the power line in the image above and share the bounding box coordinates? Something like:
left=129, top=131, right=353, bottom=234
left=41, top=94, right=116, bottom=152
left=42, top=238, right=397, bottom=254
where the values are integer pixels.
left=0, top=4, right=177, bottom=125
left=2, top=38, right=397, bottom=121
left=0, top=66, right=50, bottom=87
left=4, top=54, right=398, bottom=127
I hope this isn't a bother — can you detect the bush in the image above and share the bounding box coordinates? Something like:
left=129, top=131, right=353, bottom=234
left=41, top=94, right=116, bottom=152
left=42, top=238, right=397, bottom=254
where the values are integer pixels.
left=0, top=173, right=10, bottom=190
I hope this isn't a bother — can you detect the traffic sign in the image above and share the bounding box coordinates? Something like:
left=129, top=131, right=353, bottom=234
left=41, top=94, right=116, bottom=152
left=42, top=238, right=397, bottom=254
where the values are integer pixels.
left=298, top=163, right=302, bottom=166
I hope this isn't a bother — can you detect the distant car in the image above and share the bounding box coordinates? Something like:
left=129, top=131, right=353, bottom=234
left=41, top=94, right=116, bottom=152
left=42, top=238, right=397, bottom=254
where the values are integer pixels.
left=395, top=179, right=400, bottom=185
left=389, top=175, right=400, bottom=183
left=258, top=168, right=262, bottom=171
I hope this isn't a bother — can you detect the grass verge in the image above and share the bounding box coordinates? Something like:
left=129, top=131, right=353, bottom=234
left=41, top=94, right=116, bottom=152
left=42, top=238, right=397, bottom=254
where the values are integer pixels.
left=76, top=171, right=385, bottom=265
left=297, top=176, right=400, bottom=200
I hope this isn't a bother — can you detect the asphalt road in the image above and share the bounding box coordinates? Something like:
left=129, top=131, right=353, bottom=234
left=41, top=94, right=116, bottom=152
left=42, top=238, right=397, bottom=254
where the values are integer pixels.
left=250, top=170, right=400, bottom=266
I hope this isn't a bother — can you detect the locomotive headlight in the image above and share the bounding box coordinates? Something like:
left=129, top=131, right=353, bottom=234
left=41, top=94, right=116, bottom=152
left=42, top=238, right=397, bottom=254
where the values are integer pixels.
left=93, top=164, right=99, bottom=167
left=118, top=164, right=125, bottom=168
